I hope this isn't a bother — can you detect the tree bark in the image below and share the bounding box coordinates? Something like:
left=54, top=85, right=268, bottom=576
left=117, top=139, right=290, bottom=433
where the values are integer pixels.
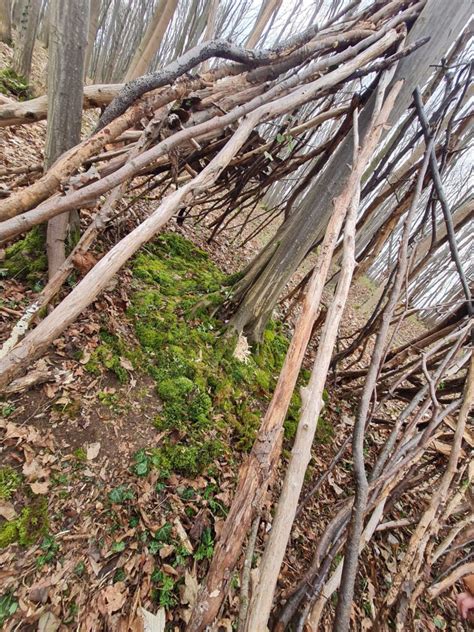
left=84, top=0, right=100, bottom=80
left=0, top=0, right=12, bottom=45
left=226, top=0, right=473, bottom=341
left=45, top=0, right=89, bottom=279
left=124, top=0, right=178, bottom=81
left=12, top=0, right=40, bottom=79
left=246, top=0, right=282, bottom=49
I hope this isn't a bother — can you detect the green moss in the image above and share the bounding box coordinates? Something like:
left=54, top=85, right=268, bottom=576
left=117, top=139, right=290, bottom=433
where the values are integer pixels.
left=0, top=68, right=31, bottom=100
left=105, top=232, right=310, bottom=476
left=0, top=498, right=49, bottom=549
left=0, top=521, right=18, bottom=548
left=0, top=468, right=21, bottom=500
left=17, top=499, right=49, bottom=546
left=2, top=228, right=47, bottom=282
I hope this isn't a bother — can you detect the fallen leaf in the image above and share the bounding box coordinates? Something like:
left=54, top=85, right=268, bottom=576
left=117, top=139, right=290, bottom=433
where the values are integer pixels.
left=86, top=442, right=101, bottom=460
left=141, top=607, right=166, bottom=632
left=38, top=611, right=60, bottom=632
left=233, top=333, right=251, bottom=363
left=158, top=544, right=174, bottom=559
left=0, top=501, right=17, bottom=521
left=30, top=480, right=50, bottom=495
left=98, top=583, right=127, bottom=615
left=29, top=578, right=52, bottom=604
left=120, top=357, right=134, bottom=371
left=180, top=569, right=198, bottom=606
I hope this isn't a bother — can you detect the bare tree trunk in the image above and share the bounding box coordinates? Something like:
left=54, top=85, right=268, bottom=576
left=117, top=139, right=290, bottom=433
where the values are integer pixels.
left=124, top=0, right=178, bottom=81
left=84, top=0, right=100, bottom=80
left=0, top=0, right=12, bottom=45
left=45, top=0, right=88, bottom=279
left=246, top=0, right=282, bottom=48
left=12, top=0, right=40, bottom=79
left=227, top=0, right=472, bottom=341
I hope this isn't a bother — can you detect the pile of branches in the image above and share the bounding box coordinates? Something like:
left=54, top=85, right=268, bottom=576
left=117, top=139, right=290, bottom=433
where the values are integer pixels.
left=0, top=0, right=472, bottom=630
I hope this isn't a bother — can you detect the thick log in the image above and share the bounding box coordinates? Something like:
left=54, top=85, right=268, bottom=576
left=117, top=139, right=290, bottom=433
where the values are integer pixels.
left=0, top=84, right=124, bottom=127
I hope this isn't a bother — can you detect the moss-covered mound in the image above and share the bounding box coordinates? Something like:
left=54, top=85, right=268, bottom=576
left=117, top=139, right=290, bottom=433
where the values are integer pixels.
left=86, top=233, right=328, bottom=477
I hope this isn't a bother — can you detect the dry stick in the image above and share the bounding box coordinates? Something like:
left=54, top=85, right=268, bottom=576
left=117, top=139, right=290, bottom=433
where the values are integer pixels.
left=244, top=142, right=362, bottom=629
left=413, top=87, right=473, bottom=319
left=332, top=134, right=434, bottom=632
left=0, top=83, right=124, bottom=127
left=305, top=394, right=464, bottom=630
left=0, top=111, right=167, bottom=359
left=0, top=80, right=202, bottom=220
left=0, top=30, right=400, bottom=242
left=96, top=24, right=320, bottom=130
left=0, top=113, right=259, bottom=392
left=429, top=562, right=474, bottom=599
left=382, top=354, right=474, bottom=612
left=280, top=349, right=465, bottom=629
left=237, top=517, right=260, bottom=631
left=244, top=75, right=402, bottom=632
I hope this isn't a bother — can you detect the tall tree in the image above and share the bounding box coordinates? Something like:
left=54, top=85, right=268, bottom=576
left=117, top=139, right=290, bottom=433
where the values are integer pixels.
left=45, top=0, right=89, bottom=278
left=225, top=0, right=473, bottom=341
left=0, top=0, right=12, bottom=45
left=84, top=0, right=100, bottom=79
left=12, top=0, right=40, bottom=79
left=124, top=0, right=178, bottom=81
left=245, top=0, right=282, bottom=48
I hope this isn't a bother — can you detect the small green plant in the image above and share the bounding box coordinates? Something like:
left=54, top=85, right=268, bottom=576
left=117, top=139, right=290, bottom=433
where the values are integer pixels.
left=1, top=403, right=15, bottom=418
left=73, top=447, right=87, bottom=462
left=36, top=535, right=59, bottom=568
left=111, top=540, right=126, bottom=553
left=74, top=561, right=86, bottom=577
left=0, top=467, right=21, bottom=500
left=151, top=570, right=177, bottom=609
left=154, top=523, right=172, bottom=543
left=113, top=568, right=126, bottom=583
left=0, top=593, right=18, bottom=627
left=108, top=485, right=135, bottom=504
left=194, top=527, right=214, bottom=561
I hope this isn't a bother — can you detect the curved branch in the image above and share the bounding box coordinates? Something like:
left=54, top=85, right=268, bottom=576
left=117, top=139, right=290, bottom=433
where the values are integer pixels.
left=96, top=25, right=319, bottom=131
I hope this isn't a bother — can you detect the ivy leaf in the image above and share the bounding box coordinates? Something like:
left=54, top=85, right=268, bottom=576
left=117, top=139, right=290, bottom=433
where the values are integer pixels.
left=111, top=540, right=126, bottom=553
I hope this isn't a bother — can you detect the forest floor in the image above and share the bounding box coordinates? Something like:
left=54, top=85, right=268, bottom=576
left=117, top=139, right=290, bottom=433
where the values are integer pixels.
left=0, top=42, right=465, bottom=632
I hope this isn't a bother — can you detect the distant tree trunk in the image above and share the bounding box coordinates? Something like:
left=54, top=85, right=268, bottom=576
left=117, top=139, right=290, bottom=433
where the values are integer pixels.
left=225, top=0, right=473, bottom=341
left=45, top=0, right=88, bottom=279
left=200, top=0, right=219, bottom=72
left=12, top=0, right=26, bottom=24
left=0, top=0, right=12, bottom=45
left=84, top=0, right=100, bottom=80
left=245, top=0, right=282, bottom=48
left=12, top=0, right=40, bottom=79
left=38, top=0, right=50, bottom=47
left=124, top=0, right=178, bottom=81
